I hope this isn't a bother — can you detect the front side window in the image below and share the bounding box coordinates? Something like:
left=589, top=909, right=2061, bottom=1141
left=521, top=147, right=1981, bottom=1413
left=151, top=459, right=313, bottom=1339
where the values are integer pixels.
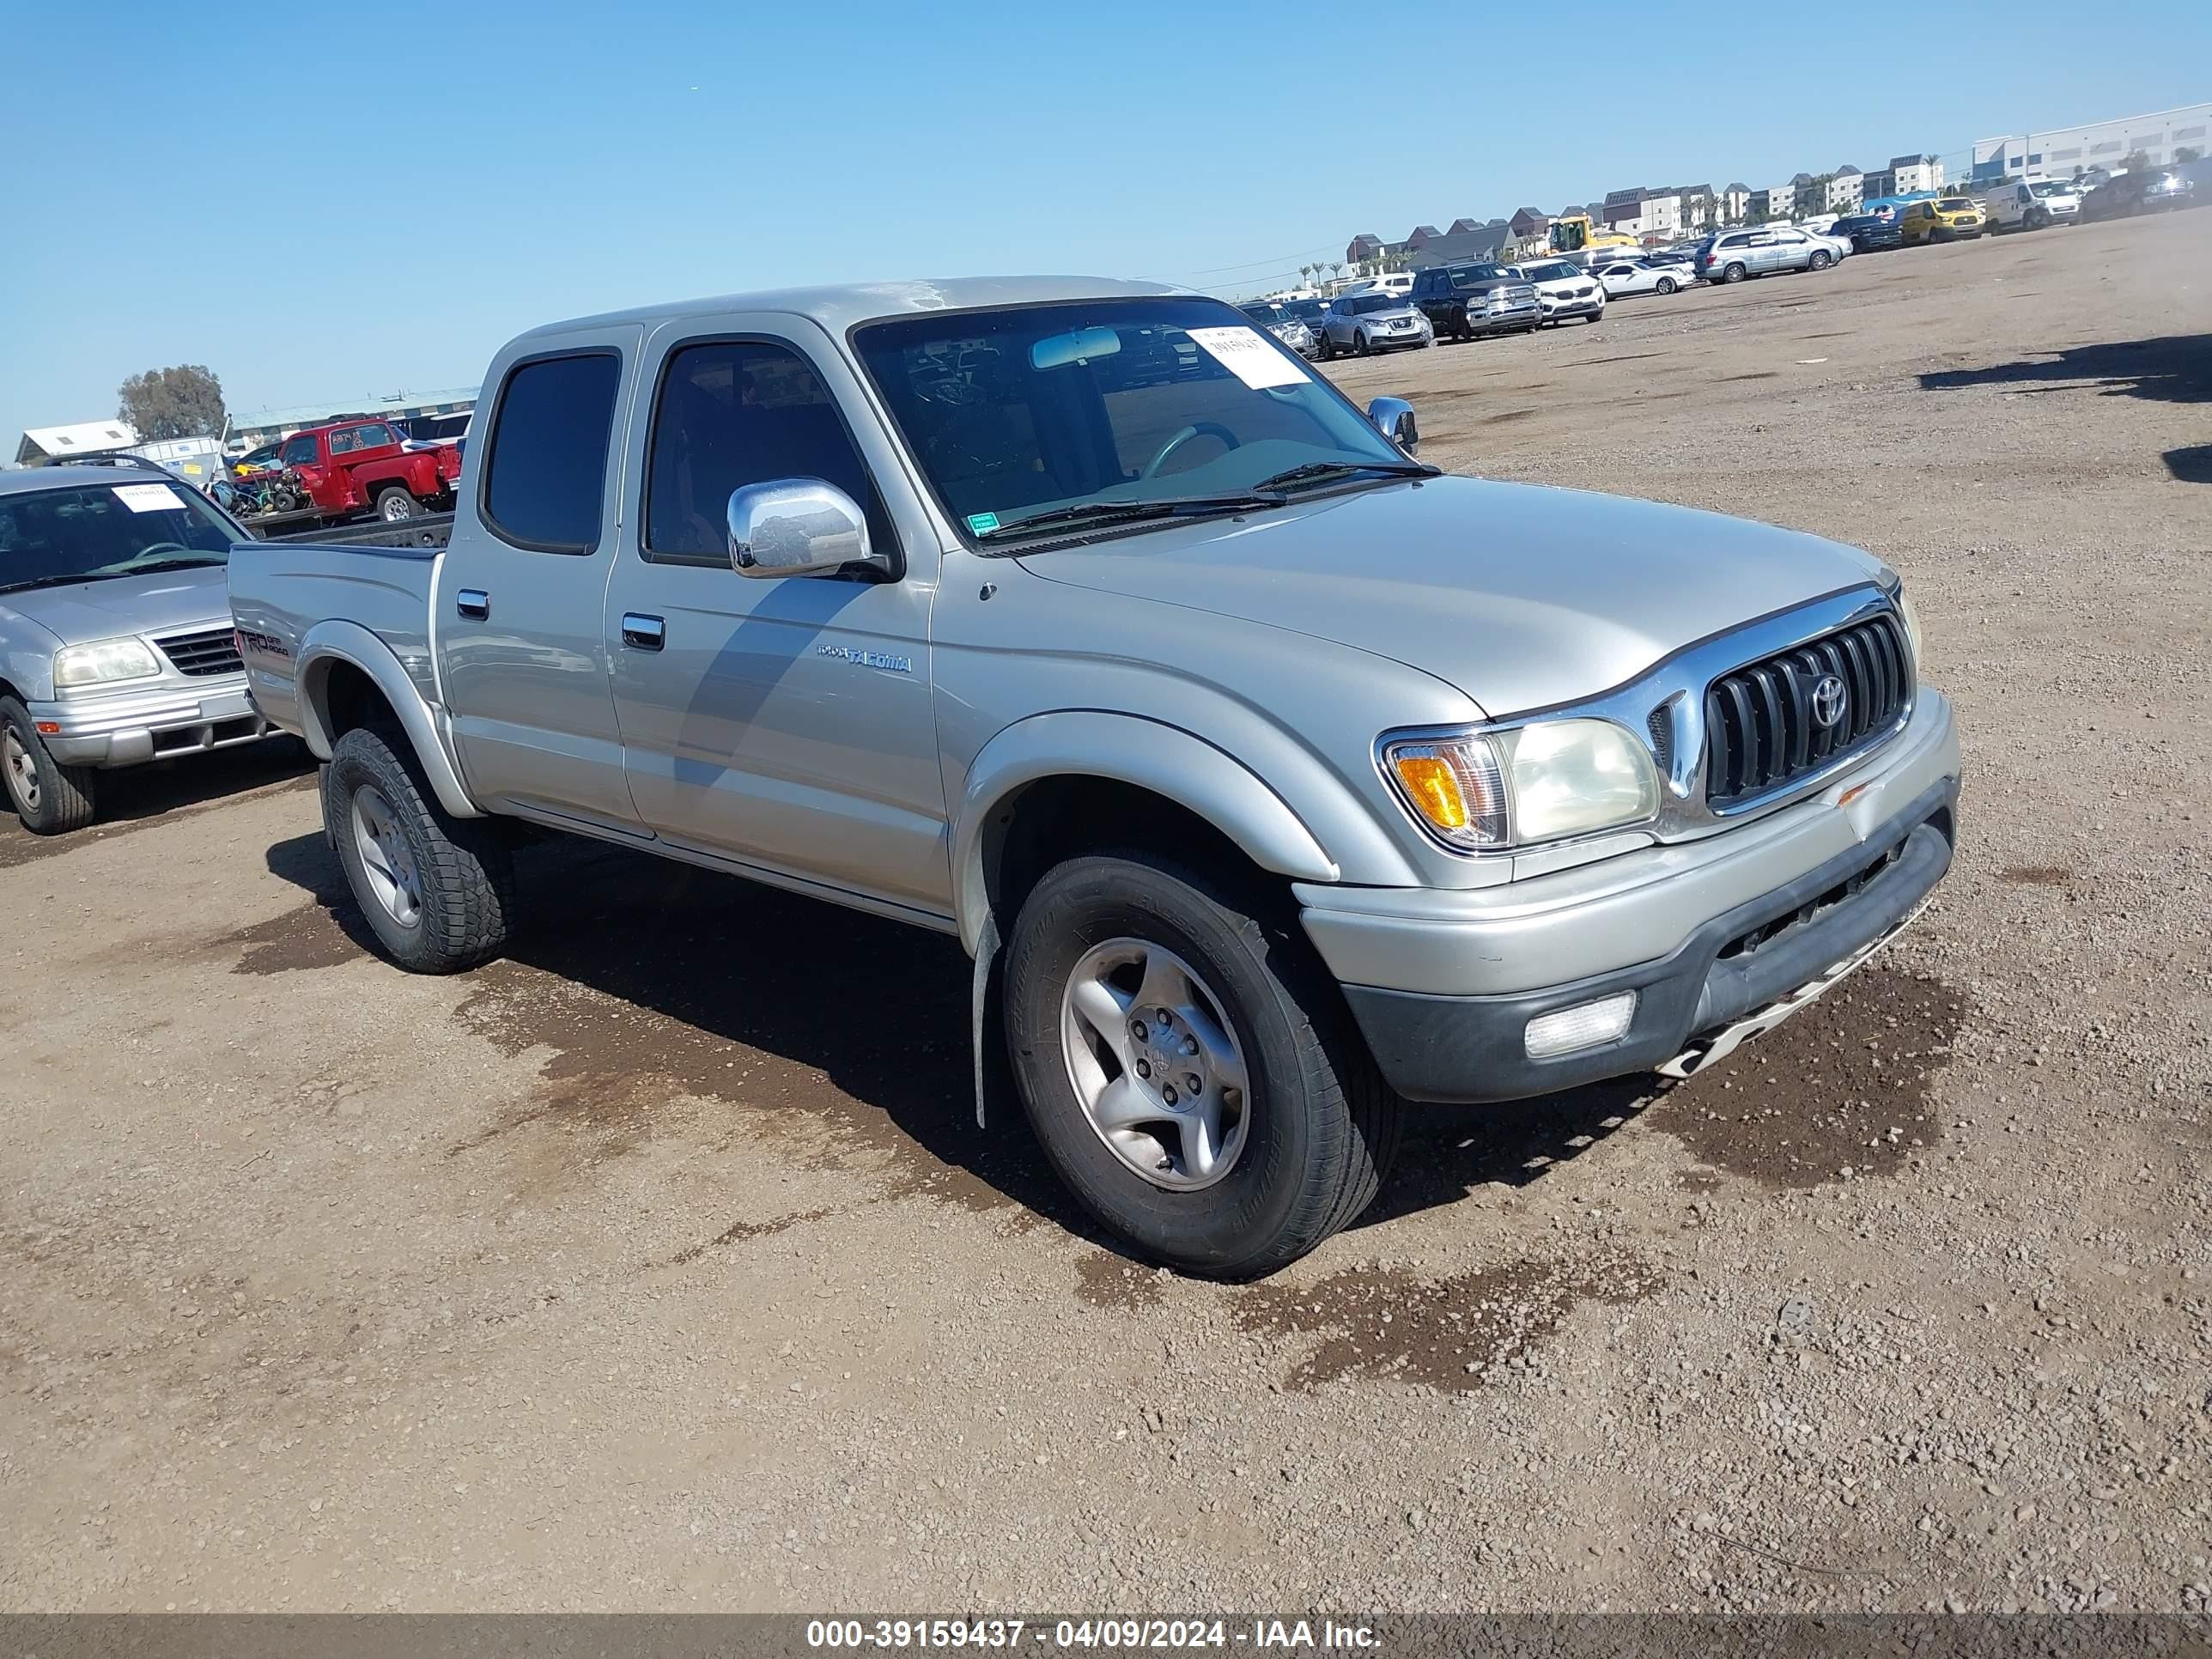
left=852, top=296, right=1416, bottom=546
left=644, top=339, right=894, bottom=568
left=0, top=482, right=237, bottom=594
left=482, top=352, right=621, bottom=554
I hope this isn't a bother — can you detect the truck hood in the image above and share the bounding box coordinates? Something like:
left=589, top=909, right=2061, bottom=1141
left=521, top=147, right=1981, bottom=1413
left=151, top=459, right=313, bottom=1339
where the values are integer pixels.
left=1016, top=475, right=1887, bottom=718
left=0, top=565, right=233, bottom=646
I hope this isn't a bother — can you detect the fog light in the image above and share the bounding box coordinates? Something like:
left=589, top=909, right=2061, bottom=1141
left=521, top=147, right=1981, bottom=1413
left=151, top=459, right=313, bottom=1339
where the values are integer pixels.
left=1524, top=991, right=1638, bottom=1059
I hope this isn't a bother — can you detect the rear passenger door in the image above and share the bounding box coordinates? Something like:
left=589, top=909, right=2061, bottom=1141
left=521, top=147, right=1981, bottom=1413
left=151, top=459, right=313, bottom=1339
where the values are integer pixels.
left=436, top=323, right=648, bottom=834
left=602, top=315, right=951, bottom=916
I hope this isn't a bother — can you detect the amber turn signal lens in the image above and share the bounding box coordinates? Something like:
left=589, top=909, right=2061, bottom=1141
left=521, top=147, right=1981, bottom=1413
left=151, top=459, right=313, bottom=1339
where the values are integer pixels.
left=1391, top=754, right=1468, bottom=830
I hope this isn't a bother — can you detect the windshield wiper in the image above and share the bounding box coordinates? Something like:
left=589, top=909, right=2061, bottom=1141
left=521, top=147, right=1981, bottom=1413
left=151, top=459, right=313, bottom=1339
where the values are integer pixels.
left=0, top=572, right=102, bottom=596
left=977, top=491, right=1288, bottom=540
left=1249, top=459, right=1438, bottom=493
left=92, top=557, right=228, bottom=576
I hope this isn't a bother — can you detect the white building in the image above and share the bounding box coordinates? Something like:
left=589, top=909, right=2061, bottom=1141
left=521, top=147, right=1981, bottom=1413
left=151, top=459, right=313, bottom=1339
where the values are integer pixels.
left=1973, top=103, right=2211, bottom=185
left=13, top=419, right=138, bottom=467
left=1826, top=166, right=1864, bottom=211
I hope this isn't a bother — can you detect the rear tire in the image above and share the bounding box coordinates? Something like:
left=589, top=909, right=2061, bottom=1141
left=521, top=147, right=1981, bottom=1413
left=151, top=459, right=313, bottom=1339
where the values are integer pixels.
left=1318, top=333, right=1336, bottom=362
left=1, top=696, right=97, bottom=835
left=325, top=726, right=514, bottom=973
left=1656, top=276, right=1678, bottom=294
left=1005, top=852, right=1400, bottom=1279
left=1723, top=261, right=1747, bottom=283
left=1808, top=249, right=1832, bottom=270
left=374, top=485, right=419, bottom=523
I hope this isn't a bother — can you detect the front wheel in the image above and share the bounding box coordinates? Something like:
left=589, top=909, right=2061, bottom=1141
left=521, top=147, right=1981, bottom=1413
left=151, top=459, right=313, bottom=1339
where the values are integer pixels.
left=1352, top=331, right=1370, bottom=356
left=1005, top=853, right=1399, bottom=1278
left=325, top=726, right=515, bottom=973
left=1, top=696, right=96, bottom=835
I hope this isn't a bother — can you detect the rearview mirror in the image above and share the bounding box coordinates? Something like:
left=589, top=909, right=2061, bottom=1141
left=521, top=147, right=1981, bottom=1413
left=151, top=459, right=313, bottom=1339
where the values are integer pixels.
left=1030, top=326, right=1121, bottom=371
left=1368, top=397, right=1419, bottom=454
left=727, top=480, right=889, bottom=580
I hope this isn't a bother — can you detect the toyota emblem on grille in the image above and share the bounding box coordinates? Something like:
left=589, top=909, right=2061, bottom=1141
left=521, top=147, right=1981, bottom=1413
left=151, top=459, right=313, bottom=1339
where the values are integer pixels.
left=1810, top=673, right=1849, bottom=729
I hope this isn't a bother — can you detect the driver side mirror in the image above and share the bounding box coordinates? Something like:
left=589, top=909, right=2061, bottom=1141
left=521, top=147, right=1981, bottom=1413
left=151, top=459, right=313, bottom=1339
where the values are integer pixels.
left=727, top=480, right=890, bottom=580
left=1368, top=397, right=1419, bottom=454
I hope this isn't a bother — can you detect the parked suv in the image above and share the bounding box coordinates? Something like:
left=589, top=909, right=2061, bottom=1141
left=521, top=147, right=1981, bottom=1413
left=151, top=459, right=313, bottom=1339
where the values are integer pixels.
left=2078, top=169, right=2197, bottom=221
left=0, top=467, right=279, bottom=832
left=1316, top=291, right=1434, bottom=357
left=1831, top=211, right=1904, bottom=253
left=1238, top=301, right=1319, bottom=358
left=1408, top=264, right=1542, bottom=340
left=1506, top=260, right=1607, bottom=324
left=230, top=277, right=1959, bottom=1278
left=1697, top=227, right=1838, bottom=283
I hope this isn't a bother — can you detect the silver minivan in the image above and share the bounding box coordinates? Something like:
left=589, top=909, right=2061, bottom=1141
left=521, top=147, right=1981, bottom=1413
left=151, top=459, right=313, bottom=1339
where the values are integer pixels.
left=1696, top=227, right=1838, bottom=283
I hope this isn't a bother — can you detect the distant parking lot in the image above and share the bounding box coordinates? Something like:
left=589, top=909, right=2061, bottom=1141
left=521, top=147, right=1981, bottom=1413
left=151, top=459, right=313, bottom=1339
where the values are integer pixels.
left=4, top=211, right=2209, bottom=1614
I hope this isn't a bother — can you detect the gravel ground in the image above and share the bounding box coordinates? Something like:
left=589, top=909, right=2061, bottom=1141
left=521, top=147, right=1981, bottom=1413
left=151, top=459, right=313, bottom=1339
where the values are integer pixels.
left=3, top=212, right=2208, bottom=1615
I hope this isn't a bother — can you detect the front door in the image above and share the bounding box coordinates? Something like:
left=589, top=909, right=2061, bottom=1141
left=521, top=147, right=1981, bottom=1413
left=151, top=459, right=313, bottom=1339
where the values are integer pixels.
left=604, top=317, right=951, bottom=917
left=436, top=323, right=647, bottom=834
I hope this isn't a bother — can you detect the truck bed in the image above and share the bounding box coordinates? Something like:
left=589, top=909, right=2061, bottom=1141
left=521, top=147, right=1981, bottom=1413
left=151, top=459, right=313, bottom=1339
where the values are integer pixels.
left=227, top=537, right=443, bottom=742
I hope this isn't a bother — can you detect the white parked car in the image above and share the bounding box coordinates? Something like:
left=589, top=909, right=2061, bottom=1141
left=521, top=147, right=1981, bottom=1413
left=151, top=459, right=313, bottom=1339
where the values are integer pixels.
left=1981, top=179, right=2082, bottom=231
left=1505, top=260, right=1607, bottom=324
left=1593, top=258, right=1690, bottom=298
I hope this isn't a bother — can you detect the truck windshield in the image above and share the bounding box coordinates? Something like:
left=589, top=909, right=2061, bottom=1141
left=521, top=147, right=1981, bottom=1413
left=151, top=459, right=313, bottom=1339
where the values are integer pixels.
left=0, top=481, right=236, bottom=593
left=852, top=298, right=1415, bottom=544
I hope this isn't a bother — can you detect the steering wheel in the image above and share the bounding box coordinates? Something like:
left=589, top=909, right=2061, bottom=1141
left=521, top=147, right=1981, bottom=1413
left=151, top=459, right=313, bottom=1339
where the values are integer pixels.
left=96, top=542, right=193, bottom=572
left=1140, top=422, right=1239, bottom=481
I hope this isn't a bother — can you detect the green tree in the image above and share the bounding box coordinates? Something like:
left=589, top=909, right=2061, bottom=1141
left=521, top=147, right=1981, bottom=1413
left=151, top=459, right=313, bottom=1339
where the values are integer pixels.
left=2121, top=149, right=2152, bottom=173
left=2177, top=147, right=2203, bottom=164
left=118, top=365, right=226, bottom=442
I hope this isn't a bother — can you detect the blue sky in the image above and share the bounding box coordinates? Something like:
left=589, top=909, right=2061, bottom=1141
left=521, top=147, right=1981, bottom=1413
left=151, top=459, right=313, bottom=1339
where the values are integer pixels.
left=2, top=0, right=2205, bottom=445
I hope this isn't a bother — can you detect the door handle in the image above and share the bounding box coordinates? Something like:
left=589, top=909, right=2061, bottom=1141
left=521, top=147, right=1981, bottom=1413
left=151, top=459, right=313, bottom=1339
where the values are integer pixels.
left=621, top=613, right=665, bottom=651
left=455, top=589, right=490, bottom=621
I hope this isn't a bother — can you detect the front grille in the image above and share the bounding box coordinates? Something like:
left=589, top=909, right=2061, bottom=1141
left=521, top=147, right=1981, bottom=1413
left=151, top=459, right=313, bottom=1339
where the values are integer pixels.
left=1703, top=612, right=1911, bottom=810
left=155, top=627, right=243, bottom=678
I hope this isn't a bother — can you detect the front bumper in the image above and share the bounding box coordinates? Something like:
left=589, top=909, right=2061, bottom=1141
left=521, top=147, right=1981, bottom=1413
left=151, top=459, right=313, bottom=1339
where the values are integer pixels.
left=1301, top=690, right=1960, bottom=1103
left=1472, top=303, right=1542, bottom=331
left=32, top=676, right=277, bottom=769
left=1539, top=294, right=1605, bottom=319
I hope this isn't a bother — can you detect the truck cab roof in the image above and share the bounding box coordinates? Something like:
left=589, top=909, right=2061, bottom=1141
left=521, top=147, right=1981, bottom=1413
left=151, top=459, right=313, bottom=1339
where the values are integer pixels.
left=514, top=276, right=1188, bottom=343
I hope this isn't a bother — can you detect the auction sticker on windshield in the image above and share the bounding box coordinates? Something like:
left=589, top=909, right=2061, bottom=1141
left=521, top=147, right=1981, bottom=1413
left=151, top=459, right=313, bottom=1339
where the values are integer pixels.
left=112, top=483, right=186, bottom=514
left=1186, top=326, right=1309, bottom=390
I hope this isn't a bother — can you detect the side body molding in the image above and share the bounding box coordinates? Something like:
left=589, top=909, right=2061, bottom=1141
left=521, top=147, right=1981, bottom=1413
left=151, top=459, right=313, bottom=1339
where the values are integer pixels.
left=295, top=619, right=483, bottom=819
left=951, top=710, right=1343, bottom=956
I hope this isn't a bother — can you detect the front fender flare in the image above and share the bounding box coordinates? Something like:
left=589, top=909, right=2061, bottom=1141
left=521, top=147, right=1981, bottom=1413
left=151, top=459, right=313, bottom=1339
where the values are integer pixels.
left=951, top=710, right=1350, bottom=956
left=295, top=620, right=482, bottom=818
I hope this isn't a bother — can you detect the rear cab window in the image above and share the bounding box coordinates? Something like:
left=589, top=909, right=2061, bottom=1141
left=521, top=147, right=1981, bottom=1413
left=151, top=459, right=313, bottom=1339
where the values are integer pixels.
left=480, top=353, right=623, bottom=554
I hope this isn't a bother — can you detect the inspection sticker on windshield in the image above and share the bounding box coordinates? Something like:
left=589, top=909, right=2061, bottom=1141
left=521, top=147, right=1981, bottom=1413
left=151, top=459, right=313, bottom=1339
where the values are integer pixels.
left=112, top=483, right=185, bottom=514
left=1186, top=326, right=1310, bottom=390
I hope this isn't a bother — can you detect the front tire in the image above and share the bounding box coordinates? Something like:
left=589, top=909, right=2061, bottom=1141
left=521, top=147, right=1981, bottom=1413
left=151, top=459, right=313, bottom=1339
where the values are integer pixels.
left=1353, top=331, right=1370, bottom=356
left=1005, top=853, right=1399, bottom=1279
left=1, top=697, right=96, bottom=835
left=325, top=726, right=515, bottom=972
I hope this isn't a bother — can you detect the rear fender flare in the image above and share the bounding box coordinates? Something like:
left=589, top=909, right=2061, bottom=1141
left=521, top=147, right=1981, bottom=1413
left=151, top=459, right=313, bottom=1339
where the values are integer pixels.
left=951, top=710, right=1351, bottom=957
left=295, top=619, right=481, bottom=818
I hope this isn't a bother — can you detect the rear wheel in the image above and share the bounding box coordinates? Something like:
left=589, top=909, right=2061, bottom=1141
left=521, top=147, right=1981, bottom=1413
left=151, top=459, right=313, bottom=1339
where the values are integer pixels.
left=1723, top=261, right=1747, bottom=283
left=1317, top=332, right=1336, bottom=362
left=1656, top=276, right=1678, bottom=294
left=1808, top=249, right=1832, bottom=270
left=325, top=726, right=515, bottom=972
left=0, top=697, right=96, bottom=835
left=1005, top=853, right=1400, bottom=1279
left=374, top=485, right=419, bottom=522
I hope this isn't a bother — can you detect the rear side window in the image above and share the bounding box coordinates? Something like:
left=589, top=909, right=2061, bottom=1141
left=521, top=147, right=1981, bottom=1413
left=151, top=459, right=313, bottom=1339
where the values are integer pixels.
left=482, top=352, right=622, bottom=554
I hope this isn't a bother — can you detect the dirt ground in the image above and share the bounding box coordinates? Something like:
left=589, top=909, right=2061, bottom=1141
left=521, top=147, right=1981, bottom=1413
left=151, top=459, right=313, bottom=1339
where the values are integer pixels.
left=3, top=213, right=2209, bottom=1616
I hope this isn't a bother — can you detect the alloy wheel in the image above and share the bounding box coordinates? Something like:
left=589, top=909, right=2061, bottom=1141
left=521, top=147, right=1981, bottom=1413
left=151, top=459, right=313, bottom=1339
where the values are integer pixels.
left=3, top=726, right=40, bottom=812
left=350, top=783, right=424, bottom=929
left=1060, top=937, right=1250, bottom=1191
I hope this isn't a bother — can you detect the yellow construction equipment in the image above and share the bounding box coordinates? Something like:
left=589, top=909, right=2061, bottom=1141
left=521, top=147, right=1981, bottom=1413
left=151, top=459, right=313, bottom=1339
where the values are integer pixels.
left=1547, top=212, right=1639, bottom=263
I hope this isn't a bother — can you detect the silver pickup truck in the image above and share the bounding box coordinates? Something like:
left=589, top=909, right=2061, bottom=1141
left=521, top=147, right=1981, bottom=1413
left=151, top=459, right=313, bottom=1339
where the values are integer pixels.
left=228, top=276, right=1960, bottom=1277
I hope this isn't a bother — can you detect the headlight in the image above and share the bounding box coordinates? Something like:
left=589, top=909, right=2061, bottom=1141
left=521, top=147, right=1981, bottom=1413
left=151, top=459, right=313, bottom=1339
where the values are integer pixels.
left=54, top=637, right=161, bottom=688
left=1382, top=718, right=1658, bottom=851
left=1895, top=585, right=1924, bottom=667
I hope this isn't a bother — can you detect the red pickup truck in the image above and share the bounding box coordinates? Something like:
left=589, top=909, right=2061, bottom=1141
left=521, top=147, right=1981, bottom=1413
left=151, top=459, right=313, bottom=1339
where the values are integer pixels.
left=274, top=418, right=462, bottom=523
